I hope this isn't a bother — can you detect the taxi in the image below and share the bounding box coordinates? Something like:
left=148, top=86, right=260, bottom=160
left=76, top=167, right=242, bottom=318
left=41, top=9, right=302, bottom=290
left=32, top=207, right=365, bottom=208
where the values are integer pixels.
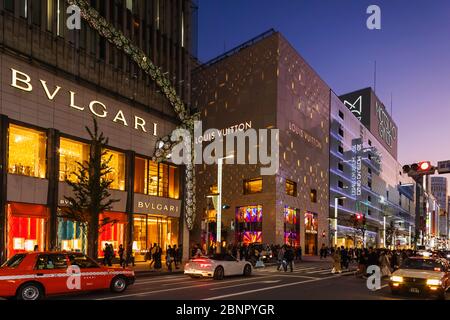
left=0, top=252, right=135, bottom=300
left=389, top=256, right=449, bottom=299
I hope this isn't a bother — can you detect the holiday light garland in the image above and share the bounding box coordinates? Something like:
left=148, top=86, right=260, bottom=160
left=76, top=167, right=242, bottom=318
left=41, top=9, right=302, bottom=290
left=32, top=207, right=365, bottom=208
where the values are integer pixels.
left=67, top=0, right=198, bottom=230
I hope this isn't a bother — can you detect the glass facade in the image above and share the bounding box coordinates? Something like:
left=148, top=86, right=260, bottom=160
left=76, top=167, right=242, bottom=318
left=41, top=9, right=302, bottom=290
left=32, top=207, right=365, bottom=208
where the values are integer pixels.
left=57, top=217, right=87, bottom=253
left=132, top=215, right=179, bottom=262
left=59, top=138, right=89, bottom=182
left=235, top=206, right=263, bottom=244
left=103, top=149, right=126, bottom=191
left=98, top=212, right=127, bottom=257
left=8, top=124, right=46, bottom=178
left=6, top=203, right=49, bottom=258
left=284, top=207, right=300, bottom=246
left=134, top=158, right=180, bottom=199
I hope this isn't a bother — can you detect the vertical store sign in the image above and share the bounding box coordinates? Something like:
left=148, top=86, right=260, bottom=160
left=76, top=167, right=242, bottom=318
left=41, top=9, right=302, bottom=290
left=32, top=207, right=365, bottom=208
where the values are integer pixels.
left=351, top=138, right=363, bottom=199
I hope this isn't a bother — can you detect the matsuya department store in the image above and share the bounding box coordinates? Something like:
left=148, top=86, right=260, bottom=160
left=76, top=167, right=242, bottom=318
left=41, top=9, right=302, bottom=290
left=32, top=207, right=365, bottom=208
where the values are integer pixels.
left=0, top=63, right=184, bottom=261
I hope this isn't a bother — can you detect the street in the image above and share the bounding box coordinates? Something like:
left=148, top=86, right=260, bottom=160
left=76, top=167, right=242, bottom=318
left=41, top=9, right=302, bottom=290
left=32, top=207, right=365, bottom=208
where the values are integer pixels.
left=52, top=260, right=440, bottom=301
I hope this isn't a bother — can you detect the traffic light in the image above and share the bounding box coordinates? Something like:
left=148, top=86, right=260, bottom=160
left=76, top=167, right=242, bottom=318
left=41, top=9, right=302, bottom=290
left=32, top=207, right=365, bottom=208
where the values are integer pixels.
left=355, top=213, right=363, bottom=220
left=403, top=161, right=436, bottom=177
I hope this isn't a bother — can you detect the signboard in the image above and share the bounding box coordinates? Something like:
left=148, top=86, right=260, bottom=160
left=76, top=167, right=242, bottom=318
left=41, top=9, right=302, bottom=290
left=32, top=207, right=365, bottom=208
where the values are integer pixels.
left=438, top=160, right=450, bottom=174
left=340, top=87, right=398, bottom=160
left=351, top=138, right=363, bottom=198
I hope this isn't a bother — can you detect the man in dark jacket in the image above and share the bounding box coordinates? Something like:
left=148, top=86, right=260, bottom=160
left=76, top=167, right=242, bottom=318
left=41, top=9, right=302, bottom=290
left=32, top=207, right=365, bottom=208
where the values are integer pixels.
left=284, top=246, right=294, bottom=272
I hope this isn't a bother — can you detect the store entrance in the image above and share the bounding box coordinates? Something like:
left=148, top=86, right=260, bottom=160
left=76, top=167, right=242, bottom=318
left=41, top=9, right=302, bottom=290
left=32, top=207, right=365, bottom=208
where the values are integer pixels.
left=133, top=214, right=179, bottom=262
left=305, top=233, right=318, bottom=255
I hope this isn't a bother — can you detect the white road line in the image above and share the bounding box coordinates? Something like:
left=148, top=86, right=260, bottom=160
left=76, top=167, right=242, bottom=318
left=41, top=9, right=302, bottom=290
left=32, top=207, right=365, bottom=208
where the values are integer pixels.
left=96, top=275, right=279, bottom=300
left=204, top=275, right=341, bottom=300
left=306, top=269, right=331, bottom=274
left=134, top=276, right=187, bottom=285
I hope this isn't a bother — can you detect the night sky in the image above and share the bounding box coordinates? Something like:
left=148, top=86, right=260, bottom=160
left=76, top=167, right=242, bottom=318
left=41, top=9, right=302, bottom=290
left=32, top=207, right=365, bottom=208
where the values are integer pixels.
left=197, top=0, right=450, bottom=181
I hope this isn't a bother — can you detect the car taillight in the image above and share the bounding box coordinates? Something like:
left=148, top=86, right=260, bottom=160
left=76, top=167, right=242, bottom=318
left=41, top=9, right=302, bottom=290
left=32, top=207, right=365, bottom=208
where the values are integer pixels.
left=193, top=259, right=208, bottom=262
left=200, top=264, right=211, bottom=268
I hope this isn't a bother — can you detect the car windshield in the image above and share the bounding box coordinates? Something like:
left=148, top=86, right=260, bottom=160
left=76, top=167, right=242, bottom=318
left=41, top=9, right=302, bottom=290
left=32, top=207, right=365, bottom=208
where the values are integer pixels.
left=1, top=254, right=26, bottom=268
left=401, top=259, right=444, bottom=271
left=208, top=254, right=237, bottom=261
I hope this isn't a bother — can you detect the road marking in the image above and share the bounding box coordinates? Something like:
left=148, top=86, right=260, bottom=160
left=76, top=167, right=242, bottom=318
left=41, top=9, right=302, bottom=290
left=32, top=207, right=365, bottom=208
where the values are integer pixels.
left=96, top=275, right=279, bottom=300
left=306, top=269, right=332, bottom=274
left=204, top=275, right=340, bottom=300
left=210, top=280, right=282, bottom=291
left=134, top=275, right=187, bottom=285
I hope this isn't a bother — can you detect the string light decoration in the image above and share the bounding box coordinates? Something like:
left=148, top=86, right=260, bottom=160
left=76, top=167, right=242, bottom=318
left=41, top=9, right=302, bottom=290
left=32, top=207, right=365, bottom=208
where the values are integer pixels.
left=67, top=0, right=198, bottom=230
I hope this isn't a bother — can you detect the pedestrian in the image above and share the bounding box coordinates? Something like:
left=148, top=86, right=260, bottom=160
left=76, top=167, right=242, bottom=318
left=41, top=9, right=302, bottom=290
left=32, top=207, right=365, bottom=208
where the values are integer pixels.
left=277, top=246, right=286, bottom=271
left=166, top=245, right=174, bottom=272
left=126, top=243, right=135, bottom=267
left=118, top=244, right=125, bottom=267
left=177, top=244, right=183, bottom=267
left=356, top=250, right=367, bottom=278
left=284, top=246, right=294, bottom=272
left=379, top=251, right=391, bottom=278
left=154, top=245, right=162, bottom=270
left=332, top=248, right=342, bottom=274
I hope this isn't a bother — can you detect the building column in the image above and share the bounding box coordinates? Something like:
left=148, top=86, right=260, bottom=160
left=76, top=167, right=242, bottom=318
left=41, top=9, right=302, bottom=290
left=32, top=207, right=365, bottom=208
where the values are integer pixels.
left=179, top=165, right=189, bottom=262
left=125, top=151, right=135, bottom=248
left=0, top=115, right=9, bottom=263
left=47, top=128, right=60, bottom=250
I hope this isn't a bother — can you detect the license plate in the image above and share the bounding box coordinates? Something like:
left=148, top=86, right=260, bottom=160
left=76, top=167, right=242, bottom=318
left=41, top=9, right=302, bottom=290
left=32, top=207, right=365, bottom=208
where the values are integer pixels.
left=410, top=288, right=420, bottom=294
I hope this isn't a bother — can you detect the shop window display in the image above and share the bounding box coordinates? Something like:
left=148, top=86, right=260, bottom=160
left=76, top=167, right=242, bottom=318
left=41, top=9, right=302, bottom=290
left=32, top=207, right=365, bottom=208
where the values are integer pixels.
left=97, top=212, right=127, bottom=257
left=103, top=149, right=126, bottom=191
left=7, top=203, right=49, bottom=258
left=57, top=216, right=87, bottom=253
left=59, top=138, right=89, bottom=182
left=235, top=206, right=263, bottom=244
left=8, top=124, right=46, bottom=179
left=284, top=206, right=300, bottom=246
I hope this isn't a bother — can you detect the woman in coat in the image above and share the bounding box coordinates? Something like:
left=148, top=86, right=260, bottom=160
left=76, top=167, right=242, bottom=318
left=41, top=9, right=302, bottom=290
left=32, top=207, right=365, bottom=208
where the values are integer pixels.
left=379, top=251, right=392, bottom=278
left=332, top=249, right=342, bottom=274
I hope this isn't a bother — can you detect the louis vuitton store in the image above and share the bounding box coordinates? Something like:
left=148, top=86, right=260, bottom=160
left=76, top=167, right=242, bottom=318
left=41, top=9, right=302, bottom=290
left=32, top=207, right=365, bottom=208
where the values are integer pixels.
left=0, top=56, right=187, bottom=262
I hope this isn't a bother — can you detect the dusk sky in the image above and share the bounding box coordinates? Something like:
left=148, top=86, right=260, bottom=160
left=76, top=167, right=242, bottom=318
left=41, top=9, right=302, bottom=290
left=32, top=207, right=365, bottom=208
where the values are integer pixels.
left=197, top=0, right=450, bottom=181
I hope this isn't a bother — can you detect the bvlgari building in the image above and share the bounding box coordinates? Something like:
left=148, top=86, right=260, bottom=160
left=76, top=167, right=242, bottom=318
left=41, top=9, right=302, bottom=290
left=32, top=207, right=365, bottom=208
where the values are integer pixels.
left=0, top=0, right=196, bottom=262
left=192, top=31, right=330, bottom=255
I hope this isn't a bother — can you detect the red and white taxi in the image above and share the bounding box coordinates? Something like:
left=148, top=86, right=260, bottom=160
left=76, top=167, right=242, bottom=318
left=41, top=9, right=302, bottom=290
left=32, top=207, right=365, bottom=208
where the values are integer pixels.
left=0, top=252, right=135, bottom=300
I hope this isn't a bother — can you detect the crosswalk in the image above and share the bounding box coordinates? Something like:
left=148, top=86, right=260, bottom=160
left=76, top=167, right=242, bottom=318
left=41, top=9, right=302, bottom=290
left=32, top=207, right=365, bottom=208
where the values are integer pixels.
left=255, top=263, right=356, bottom=276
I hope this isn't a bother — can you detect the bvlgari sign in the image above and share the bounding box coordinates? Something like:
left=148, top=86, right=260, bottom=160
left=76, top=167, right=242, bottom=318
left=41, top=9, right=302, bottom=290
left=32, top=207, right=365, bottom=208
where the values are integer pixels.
left=134, top=194, right=181, bottom=218
left=10, top=68, right=158, bottom=136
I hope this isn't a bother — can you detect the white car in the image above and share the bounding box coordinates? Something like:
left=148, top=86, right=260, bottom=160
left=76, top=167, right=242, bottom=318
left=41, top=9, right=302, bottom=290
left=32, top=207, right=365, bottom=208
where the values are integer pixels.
left=389, top=256, right=450, bottom=299
left=184, top=254, right=253, bottom=280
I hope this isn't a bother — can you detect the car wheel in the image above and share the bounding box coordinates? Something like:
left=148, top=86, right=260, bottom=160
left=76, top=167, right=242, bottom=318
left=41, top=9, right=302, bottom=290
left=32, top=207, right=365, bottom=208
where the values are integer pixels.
left=16, top=283, right=44, bottom=301
left=437, top=291, right=446, bottom=300
left=110, top=276, right=128, bottom=293
left=243, top=264, right=252, bottom=277
left=213, top=266, right=225, bottom=280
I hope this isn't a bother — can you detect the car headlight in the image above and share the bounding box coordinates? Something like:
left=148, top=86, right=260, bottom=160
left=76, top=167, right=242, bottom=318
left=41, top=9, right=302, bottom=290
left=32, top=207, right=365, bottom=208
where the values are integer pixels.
left=426, top=279, right=442, bottom=286
left=391, top=276, right=403, bottom=283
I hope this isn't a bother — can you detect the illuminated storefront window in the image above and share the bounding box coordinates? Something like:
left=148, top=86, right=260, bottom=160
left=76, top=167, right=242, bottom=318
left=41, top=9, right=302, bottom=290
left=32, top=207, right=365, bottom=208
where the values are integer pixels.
left=103, top=149, right=126, bottom=191
left=235, top=205, right=263, bottom=244
left=286, top=180, right=297, bottom=196
left=98, top=212, right=127, bottom=257
left=134, top=158, right=180, bottom=199
left=57, top=217, right=87, bottom=253
left=8, top=124, right=46, bottom=178
left=284, top=207, right=300, bottom=247
left=243, top=178, right=263, bottom=194
left=7, top=203, right=49, bottom=258
left=133, top=215, right=179, bottom=262
left=304, top=212, right=318, bottom=255
left=59, top=138, right=89, bottom=182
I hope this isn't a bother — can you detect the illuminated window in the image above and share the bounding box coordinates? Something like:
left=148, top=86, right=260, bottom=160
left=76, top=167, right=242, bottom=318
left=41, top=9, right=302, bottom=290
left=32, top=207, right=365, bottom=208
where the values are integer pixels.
left=8, top=124, right=47, bottom=178
left=310, top=189, right=317, bottom=203
left=235, top=206, right=263, bottom=244
left=284, top=207, right=299, bottom=246
left=244, top=178, right=263, bottom=194
left=134, top=158, right=180, bottom=199
left=103, top=149, right=126, bottom=191
left=46, top=0, right=53, bottom=31
left=59, top=138, right=89, bottom=182
left=286, top=180, right=297, bottom=196
left=134, top=157, right=148, bottom=194
left=148, top=161, right=158, bottom=196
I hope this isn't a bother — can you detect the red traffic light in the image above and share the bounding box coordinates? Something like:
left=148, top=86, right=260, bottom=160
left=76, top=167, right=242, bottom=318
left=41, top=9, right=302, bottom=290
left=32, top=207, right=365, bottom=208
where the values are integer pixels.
left=418, top=161, right=431, bottom=171
left=355, top=213, right=363, bottom=220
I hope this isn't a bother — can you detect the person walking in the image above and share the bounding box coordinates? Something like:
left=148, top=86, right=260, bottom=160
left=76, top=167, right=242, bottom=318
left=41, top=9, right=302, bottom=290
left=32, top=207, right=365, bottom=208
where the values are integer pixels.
left=332, top=248, right=342, bottom=274
left=277, top=246, right=286, bottom=271
left=118, top=244, right=125, bottom=267
left=154, top=245, right=162, bottom=271
left=166, top=245, right=174, bottom=272
left=126, top=243, right=135, bottom=267
left=284, top=246, right=294, bottom=272
left=379, top=250, right=392, bottom=278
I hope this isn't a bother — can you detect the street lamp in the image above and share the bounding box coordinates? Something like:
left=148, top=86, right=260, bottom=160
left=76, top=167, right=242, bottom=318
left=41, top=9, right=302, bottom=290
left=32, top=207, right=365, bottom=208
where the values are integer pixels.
left=334, top=196, right=346, bottom=247
left=216, top=154, right=234, bottom=253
